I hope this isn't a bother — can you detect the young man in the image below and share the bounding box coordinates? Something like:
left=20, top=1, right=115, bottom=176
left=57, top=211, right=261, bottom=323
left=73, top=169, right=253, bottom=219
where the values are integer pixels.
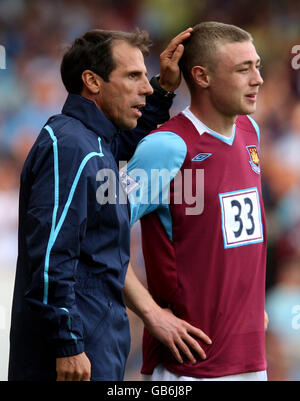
left=124, top=22, right=268, bottom=380
left=8, top=27, right=193, bottom=381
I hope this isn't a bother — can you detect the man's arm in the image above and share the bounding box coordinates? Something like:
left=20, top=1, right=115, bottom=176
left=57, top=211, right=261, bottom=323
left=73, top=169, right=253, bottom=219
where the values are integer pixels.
left=111, top=28, right=193, bottom=162
left=124, top=264, right=212, bottom=364
left=23, top=129, right=92, bottom=380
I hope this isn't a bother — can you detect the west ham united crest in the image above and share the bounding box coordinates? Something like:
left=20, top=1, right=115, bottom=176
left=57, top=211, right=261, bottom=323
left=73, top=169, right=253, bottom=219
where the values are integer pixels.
left=246, top=145, right=260, bottom=174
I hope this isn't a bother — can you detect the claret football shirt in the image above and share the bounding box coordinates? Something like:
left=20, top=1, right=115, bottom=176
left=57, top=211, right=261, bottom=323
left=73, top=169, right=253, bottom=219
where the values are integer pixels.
left=126, top=107, right=267, bottom=378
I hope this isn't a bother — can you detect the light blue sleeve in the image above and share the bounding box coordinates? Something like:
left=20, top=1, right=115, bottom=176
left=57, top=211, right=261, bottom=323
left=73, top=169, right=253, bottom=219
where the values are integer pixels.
left=127, top=131, right=187, bottom=228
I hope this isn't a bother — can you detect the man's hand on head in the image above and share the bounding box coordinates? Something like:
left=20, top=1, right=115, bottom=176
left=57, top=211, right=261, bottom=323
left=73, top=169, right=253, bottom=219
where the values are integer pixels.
left=159, top=28, right=193, bottom=93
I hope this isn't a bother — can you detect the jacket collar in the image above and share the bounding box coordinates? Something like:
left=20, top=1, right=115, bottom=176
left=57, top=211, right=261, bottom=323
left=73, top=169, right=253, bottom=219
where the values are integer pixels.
left=62, top=93, right=118, bottom=142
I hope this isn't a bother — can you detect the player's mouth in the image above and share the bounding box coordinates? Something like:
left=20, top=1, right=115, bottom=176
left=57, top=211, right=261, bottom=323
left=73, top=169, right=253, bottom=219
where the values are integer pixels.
left=245, top=93, right=258, bottom=102
left=131, top=103, right=145, bottom=118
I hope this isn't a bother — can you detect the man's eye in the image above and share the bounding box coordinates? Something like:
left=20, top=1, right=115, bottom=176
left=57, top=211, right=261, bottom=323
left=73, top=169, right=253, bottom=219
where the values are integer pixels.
left=238, top=69, right=249, bottom=72
left=129, top=73, right=137, bottom=78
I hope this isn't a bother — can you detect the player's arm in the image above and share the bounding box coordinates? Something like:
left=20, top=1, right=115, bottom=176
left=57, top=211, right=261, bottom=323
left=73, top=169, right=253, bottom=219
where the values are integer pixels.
left=124, top=129, right=212, bottom=362
left=124, top=263, right=211, bottom=363
left=126, top=131, right=188, bottom=225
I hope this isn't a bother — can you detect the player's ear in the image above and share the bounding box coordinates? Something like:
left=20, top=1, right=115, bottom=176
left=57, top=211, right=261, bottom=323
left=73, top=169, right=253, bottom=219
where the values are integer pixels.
left=191, top=66, right=210, bottom=89
left=81, top=70, right=102, bottom=95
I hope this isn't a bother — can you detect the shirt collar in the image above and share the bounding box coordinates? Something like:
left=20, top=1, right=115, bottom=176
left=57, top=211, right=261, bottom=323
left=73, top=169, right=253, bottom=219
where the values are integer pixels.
left=62, top=93, right=118, bottom=142
left=182, top=106, right=235, bottom=140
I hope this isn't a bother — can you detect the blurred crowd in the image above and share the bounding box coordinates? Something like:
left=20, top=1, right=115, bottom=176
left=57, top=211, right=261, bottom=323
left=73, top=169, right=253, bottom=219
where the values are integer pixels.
left=0, top=0, right=300, bottom=381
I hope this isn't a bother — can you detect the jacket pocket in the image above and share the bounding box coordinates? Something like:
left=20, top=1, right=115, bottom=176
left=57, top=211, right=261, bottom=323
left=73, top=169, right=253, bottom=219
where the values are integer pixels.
left=75, top=279, right=113, bottom=344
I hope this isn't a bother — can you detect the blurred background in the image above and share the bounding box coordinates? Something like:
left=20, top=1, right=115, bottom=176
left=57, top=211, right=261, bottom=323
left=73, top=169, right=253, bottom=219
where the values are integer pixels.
left=0, top=0, right=300, bottom=381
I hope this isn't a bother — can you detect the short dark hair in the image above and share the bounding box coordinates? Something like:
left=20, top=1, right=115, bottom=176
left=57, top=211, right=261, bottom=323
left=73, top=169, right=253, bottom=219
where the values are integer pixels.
left=60, top=29, right=152, bottom=94
left=179, top=21, right=253, bottom=90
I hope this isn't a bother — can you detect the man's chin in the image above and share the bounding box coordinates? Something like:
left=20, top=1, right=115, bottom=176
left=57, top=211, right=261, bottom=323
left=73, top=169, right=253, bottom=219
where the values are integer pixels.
left=117, top=118, right=138, bottom=131
left=239, top=105, right=257, bottom=116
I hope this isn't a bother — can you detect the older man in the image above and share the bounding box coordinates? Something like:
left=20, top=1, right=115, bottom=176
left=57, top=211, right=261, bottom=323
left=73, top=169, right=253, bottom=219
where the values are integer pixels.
left=8, top=27, right=192, bottom=381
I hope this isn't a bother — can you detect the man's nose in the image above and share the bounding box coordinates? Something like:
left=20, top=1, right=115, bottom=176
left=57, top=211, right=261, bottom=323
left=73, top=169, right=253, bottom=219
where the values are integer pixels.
left=251, top=68, right=264, bottom=86
left=141, top=76, right=154, bottom=96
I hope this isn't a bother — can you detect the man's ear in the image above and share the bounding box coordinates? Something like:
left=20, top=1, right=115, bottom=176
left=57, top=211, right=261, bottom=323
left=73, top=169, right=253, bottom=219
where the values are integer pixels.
left=81, top=70, right=102, bottom=94
left=191, top=66, right=210, bottom=89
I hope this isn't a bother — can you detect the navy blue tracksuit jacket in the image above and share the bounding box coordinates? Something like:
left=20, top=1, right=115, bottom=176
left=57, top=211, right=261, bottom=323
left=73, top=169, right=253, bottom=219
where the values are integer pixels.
left=8, top=91, right=172, bottom=381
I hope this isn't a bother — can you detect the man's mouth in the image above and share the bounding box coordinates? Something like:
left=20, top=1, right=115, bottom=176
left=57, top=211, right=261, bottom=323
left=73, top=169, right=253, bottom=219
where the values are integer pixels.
left=245, top=93, right=258, bottom=102
left=131, top=103, right=145, bottom=117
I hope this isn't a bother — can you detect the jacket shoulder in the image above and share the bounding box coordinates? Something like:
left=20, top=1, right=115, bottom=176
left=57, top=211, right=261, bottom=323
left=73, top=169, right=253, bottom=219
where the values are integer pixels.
left=43, top=114, right=99, bottom=153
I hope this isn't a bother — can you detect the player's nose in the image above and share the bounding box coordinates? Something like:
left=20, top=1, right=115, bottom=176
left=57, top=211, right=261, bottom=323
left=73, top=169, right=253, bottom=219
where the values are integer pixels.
left=252, top=68, right=264, bottom=86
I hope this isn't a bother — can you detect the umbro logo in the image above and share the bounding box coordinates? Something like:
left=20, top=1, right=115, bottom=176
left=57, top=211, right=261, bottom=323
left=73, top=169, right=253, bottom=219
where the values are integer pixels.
left=191, top=153, right=212, bottom=162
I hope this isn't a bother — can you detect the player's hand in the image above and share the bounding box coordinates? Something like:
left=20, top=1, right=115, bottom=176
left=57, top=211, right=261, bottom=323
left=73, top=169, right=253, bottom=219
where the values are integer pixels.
left=159, top=27, right=193, bottom=92
left=144, top=307, right=212, bottom=364
left=56, top=352, right=91, bottom=381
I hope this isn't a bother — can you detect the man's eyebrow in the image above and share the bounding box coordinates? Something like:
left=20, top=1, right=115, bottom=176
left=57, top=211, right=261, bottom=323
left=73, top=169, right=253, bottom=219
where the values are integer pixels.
left=128, top=70, right=143, bottom=75
left=235, top=58, right=261, bottom=67
left=126, top=68, right=148, bottom=75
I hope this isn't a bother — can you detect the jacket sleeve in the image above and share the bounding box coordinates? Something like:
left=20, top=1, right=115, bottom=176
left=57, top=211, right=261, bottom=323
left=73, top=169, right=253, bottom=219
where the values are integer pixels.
left=23, top=127, right=90, bottom=357
left=111, top=86, right=174, bottom=162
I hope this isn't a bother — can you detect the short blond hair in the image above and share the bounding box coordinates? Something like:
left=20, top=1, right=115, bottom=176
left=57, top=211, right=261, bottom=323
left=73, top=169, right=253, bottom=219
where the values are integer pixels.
left=179, top=21, right=253, bottom=89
